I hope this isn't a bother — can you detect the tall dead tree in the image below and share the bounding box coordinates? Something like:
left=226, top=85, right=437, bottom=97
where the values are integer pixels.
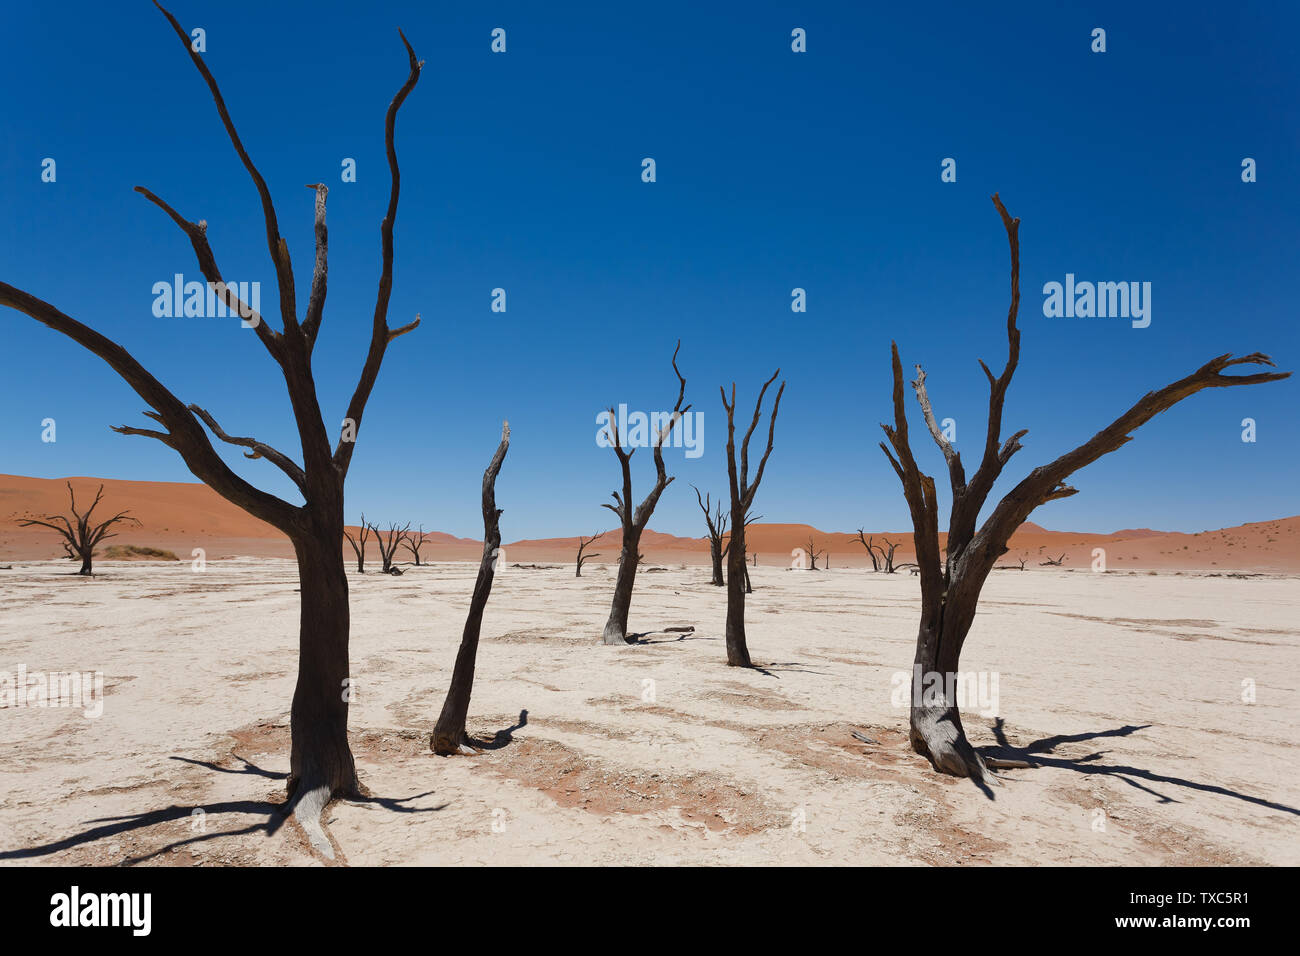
left=18, top=483, right=140, bottom=575
left=432, top=422, right=509, bottom=755
left=372, top=521, right=411, bottom=574
left=880, top=193, right=1289, bottom=783
left=574, top=530, right=606, bottom=578
left=344, top=515, right=371, bottom=573
left=720, top=371, right=785, bottom=666
left=692, top=486, right=729, bottom=586
left=599, top=343, right=690, bottom=645
left=0, top=4, right=424, bottom=855
left=403, top=525, right=430, bottom=566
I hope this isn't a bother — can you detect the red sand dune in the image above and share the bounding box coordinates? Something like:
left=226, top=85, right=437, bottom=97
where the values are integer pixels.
left=1, top=473, right=1297, bottom=572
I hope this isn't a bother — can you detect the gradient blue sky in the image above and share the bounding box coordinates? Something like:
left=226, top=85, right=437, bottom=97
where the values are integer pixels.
left=2, top=1, right=1296, bottom=539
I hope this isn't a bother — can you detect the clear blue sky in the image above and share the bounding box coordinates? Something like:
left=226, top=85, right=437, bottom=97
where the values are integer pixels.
left=2, top=1, right=1296, bottom=539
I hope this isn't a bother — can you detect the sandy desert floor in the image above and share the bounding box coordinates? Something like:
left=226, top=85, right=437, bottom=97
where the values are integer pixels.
left=0, top=559, right=1296, bottom=866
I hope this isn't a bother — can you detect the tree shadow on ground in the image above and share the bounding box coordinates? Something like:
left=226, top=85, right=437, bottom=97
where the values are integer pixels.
left=465, top=709, right=529, bottom=751
left=751, top=661, right=828, bottom=679
left=978, top=719, right=1299, bottom=815
left=0, top=753, right=447, bottom=864
left=626, top=631, right=710, bottom=644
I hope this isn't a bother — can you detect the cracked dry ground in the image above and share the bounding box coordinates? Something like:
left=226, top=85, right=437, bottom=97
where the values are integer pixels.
left=1, top=559, right=1296, bottom=865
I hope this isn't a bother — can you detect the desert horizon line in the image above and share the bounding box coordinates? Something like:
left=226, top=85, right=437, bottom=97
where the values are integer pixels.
left=1, top=471, right=1293, bottom=546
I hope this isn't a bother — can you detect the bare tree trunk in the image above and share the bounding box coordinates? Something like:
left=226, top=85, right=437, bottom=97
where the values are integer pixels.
left=433, top=423, right=509, bottom=754
left=720, top=372, right=785, bottom=666
left=724, top=522, right=750, bottom=665
left=709, top=537, right=725, bottom=586
left=286, top=516, right=356, bottom=853
left=79, top=554, right=93, bottom=575
left=602, top=528, right=642, bottom=644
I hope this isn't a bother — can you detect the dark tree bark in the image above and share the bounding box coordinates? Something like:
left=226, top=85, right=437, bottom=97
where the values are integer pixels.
left=0, top=3, right=425, bottom=857
left=432, top=423, right=510, bottom=755
left=720, top=371, right=786, bottom=666
left=880, top=193, right=1290, bottom=783
left=1039, top=553, right=1065, bottom=567
left=403, top=525, right=430, bottom=566
left=692, top=486, right=729, bottom=586
left=18, top=482, right=140, bottom=576
left=599, top=343, right=690, bottom=645
left=575, top=530, right=606, bottom=577
left=344, top=514, right=371, bottom=573
left=372, top=521, right=411, bottom=573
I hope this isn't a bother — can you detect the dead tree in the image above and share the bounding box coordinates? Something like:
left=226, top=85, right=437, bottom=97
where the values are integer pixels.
left=372, top=521, right=411, bottom=574
left=599, top=343, right=690, bottom=644
left=0, top=4, right=424, bottom=855
left=878, top=537, right=902, bottom=573
left=854, top=530, right=881, bottom=571
left=692, top=486, right=729, bottom=586
left=574, top=530, right=606, bottom=578
left=880, top=193, right=1288, bottom=783
left=403, top=525, right=430, bottom=566
left=720, top=371, right=786, bottom=667
left=432, top=422, right=509, bottom=755
left=344, top=515, right=371, bottom=573
left=803, top=535, right=826, bottom=571
left=1039, top=554, right=1066, bottom=567
left=18, top=482, right=140, bottom=575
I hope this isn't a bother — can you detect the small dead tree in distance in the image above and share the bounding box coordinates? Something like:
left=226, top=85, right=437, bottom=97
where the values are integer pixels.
left=344, top=515, right=371, bottom=573
left=692, top=486, right=729, bottom=586
left=880, top=193, right=1289, bottom=782
left=372, top=521, right=411, bottom=574
left=853, top=530, right=881, bottom=571
left=599, top=343, right=690, bottom=645
left=575, top=530, right=606, bottom=578
left=432, top=422, right=510, bottom=755
left=0, top=4, right=425, bottom=855
left=18, top=482, right=140, bottom=575
left=404, top=525, right=430, bottom=566
left=803, top=535, right=825, bottom=571
left=720, top=370, right=786, bottom=667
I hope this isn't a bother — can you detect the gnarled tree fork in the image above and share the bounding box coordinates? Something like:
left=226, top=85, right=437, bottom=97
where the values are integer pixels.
left=574, top=529, right=606, bottom=577
left=403, top=525, right=430, bottom=566
left=691, top=485, right=729, bottom=586
left=0, top=2, right=424, bottom=856
left=880, top=193, right=1290, bottom=784
left=720, top=370, right=786, bottom=666
left=372, top=520, right=412, bottom=574
left=432, top=422, right=510, bottom=755
left=18, top=482, right=140, bottom=576
left=344, top=514, right=371, bottom=573
left=599, top=342, right=691, bottom=644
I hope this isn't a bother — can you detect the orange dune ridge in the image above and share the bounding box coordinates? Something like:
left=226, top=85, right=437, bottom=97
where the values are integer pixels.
left=1, top=473, right=1297, bottom=572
